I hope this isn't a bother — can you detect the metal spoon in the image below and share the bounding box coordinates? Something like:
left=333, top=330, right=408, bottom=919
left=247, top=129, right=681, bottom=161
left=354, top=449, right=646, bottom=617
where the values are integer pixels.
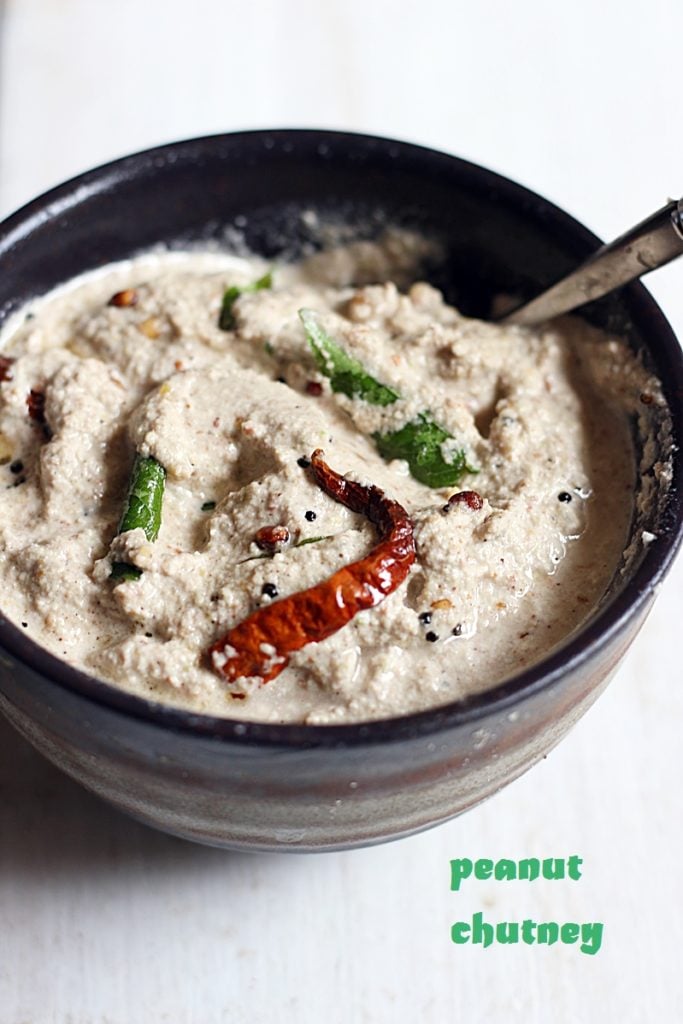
left=501, top=198, right=683, bottom=326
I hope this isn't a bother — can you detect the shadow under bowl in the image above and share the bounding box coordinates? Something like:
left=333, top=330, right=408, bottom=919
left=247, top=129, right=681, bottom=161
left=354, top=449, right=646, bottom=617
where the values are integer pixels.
left=0, top=130, right=681, bottom=851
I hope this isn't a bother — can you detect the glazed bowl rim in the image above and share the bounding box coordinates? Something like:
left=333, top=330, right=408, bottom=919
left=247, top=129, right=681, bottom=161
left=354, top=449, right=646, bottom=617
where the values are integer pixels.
left=0, top=127, right=681, bottom=749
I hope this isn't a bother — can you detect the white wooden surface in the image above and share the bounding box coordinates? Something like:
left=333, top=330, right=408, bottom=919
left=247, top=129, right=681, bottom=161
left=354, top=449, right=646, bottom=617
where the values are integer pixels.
left=1, top=2, right=682, bottom=1021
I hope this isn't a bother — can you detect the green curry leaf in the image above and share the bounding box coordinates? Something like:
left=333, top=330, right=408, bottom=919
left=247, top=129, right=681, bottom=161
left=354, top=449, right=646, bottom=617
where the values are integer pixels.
left=298, top=309, right=475, bottom=488
left=219, top=271, right=273, bottom=331
left=374, top=414, right=476, bottom=489
left=298, top=309, right=400, bottom=407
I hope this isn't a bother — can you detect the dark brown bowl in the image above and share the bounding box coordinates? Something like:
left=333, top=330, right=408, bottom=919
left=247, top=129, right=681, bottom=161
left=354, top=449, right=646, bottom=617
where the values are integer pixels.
left=0, top=130, right=681, bottom=851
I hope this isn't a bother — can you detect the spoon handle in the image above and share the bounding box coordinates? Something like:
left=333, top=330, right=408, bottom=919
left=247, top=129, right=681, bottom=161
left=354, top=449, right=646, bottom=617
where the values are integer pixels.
left=502, top=198, right=683, bottom=326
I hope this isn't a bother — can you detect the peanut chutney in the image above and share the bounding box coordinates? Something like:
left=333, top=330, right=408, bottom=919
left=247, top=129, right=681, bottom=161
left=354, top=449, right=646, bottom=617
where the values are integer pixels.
left=0, top=237, right=670, bottom=723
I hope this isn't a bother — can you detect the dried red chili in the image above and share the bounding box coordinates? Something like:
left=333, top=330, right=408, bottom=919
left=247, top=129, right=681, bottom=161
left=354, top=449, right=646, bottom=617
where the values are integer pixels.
left=209, top=449, right=415, bottom=687
left=0, top=356, right=14, bottom=382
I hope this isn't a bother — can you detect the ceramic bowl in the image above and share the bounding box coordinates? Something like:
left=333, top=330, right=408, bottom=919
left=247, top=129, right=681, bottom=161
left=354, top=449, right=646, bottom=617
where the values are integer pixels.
left=0, top=130, right=681, bottom=851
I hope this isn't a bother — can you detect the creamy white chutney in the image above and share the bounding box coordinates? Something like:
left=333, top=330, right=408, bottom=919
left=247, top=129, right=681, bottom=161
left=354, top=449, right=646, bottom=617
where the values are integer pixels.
left=0, top=236, right=669, bottom=723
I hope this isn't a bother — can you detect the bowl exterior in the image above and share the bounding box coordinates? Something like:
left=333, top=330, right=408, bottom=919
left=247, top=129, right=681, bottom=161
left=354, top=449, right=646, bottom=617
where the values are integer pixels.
left=0, top=593, right=653, bottom=851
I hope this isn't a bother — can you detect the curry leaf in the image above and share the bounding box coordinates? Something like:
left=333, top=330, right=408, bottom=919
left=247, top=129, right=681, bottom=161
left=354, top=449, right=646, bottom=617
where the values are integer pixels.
left=298, top=309, right=400, bottom=407
left=219, top=271, right=273, bottom=331
left=238, top=534, right=332, bottom=564
left=299, top=310, right=475, bottom=488
left=374, top=414, right=476, bottom=489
